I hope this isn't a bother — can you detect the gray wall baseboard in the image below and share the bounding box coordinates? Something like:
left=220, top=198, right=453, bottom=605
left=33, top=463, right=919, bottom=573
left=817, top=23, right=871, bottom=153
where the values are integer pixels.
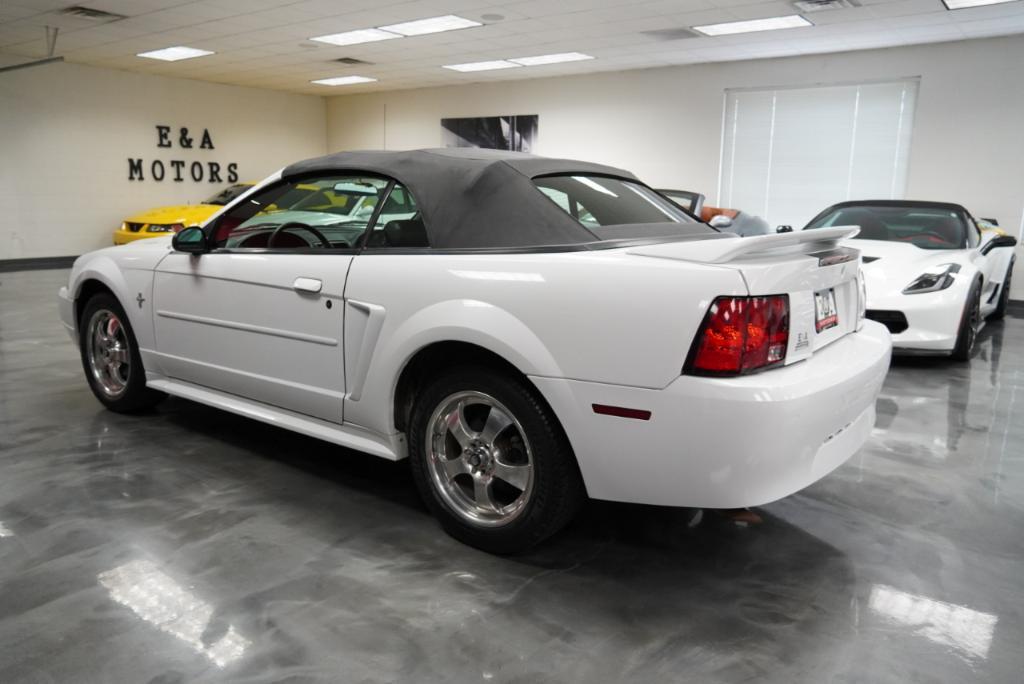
left=0, top=256, right=77, bottom=273
left=1008, top=299, right=1024, bottom=317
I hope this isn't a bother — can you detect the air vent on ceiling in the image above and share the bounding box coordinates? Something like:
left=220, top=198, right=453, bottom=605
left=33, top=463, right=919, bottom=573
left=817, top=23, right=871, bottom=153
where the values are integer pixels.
left=641, top=27, right=701, bottom=41
left=58, top=5, right=127, bottom=22
left=333, top=57, right=373, bottom=65
left=792, top=0, right=860, bottom=12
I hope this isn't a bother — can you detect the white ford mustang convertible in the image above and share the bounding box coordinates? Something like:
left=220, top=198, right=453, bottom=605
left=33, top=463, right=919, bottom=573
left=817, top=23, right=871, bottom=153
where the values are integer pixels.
left=59, top=149, right=892, bottom=552
left=804, top=200, right=1017, bottom=359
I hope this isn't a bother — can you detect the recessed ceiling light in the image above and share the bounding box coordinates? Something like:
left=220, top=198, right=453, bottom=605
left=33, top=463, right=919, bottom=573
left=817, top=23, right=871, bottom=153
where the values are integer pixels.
left=136, top=46, right=214, bottom=61
left=693, top=14, right=812, bottom=36
left=311, top=75, right=377, bottom=86
left=379, top=15, right=481, bottom=37
left=310, top=28, right=401, bottom=46
left=509, top=52, right=594, bottom=66
left=442, top=60, right=521, bottom=72
left=942, top=0, right=1019, bottom=8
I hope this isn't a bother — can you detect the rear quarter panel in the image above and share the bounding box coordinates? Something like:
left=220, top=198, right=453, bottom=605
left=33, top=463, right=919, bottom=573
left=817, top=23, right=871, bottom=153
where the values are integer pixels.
left=342, top=249, right=746, bottom=434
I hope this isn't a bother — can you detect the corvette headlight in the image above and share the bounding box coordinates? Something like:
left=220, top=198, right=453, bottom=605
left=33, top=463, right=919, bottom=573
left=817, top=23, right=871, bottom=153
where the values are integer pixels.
left=903, top=263, right=961, bottom=294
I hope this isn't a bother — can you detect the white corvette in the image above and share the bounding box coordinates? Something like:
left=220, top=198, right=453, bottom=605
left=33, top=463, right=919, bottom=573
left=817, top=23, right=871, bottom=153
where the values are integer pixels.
left=58, top=149, right=891, bottom=552
left=804, top=201, right=1017, bottom=359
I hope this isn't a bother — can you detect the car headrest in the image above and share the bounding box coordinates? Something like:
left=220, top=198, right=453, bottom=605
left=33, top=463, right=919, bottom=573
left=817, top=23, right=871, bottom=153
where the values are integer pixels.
left=383, top=219, right=429, bottom=248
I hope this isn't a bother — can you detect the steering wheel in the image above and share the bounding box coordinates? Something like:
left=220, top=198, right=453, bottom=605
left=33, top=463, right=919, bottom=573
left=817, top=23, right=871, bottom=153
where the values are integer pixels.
left=268, top=221, right=331, bottom=249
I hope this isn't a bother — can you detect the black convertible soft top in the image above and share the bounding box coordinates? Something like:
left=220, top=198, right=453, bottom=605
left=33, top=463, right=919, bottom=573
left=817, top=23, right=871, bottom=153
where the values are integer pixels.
left=281, top=148, right=641, bottom=249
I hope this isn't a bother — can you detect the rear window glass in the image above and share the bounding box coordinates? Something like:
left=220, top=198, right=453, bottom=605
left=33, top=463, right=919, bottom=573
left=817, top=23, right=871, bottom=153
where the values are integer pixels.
left=533, top=175, right=714, bottom=241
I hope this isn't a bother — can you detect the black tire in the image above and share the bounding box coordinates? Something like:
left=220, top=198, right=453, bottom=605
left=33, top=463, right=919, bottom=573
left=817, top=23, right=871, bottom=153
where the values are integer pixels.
left=408, top=366, right=585, bottom=554
left=78, top=292, right=166, bottom=412
left=991, top=259, right=1014, bottom=320
left=950, top=279, right=982, bottom=362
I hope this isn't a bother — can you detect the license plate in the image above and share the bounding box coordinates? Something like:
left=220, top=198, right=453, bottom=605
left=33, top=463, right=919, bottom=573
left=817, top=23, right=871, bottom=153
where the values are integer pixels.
left=815, top=289, right=839, bottom=333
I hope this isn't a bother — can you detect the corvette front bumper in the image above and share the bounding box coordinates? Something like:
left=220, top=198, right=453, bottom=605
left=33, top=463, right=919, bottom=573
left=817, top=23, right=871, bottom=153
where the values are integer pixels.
left=532, top=321, right=892, bottom=509
left=868, top=287, right=965, bottom=353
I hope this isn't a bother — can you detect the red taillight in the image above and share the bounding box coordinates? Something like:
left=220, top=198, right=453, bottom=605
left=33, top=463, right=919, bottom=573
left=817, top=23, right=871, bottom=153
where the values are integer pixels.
left=686, top=295, right=789, bottom=376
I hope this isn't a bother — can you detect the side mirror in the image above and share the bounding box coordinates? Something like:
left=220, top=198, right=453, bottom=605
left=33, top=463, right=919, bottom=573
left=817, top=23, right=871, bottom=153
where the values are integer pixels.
left=776, top=225, right=794, bottom=233
left=172, top=226, right=209, bottom=254
left=709, top=215, right=733, bottom=229
left=980, top=234, right=1018, bottom=255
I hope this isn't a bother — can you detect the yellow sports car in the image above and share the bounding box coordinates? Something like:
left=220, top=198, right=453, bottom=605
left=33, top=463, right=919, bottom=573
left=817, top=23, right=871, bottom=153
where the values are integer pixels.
left=113, top=183, right=254, bottom=245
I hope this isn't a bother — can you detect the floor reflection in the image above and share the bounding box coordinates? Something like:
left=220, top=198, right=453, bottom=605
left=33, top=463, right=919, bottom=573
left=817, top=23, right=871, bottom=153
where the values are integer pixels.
left=869, top=584, right=997, bottom=662
left=98, top=559, right=250, bottom=667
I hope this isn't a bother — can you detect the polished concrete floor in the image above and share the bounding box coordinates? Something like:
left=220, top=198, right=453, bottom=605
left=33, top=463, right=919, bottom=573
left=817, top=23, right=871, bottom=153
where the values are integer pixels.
left=1, top=268, right=1022, bottom=683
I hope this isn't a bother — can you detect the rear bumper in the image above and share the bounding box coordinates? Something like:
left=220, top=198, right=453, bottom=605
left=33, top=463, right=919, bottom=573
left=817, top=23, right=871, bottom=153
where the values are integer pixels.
left=532, top=321, right=892, bottom=508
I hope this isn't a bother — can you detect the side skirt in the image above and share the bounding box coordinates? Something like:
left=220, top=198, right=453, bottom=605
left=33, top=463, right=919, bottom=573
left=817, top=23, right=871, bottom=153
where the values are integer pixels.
left=146, top=377, right=405, bottom=461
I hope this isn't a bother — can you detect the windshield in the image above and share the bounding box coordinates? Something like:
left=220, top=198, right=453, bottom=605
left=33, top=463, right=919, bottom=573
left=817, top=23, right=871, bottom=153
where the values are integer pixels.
left=533, top=175, right=713, bottom=241
left=805, top=205, right=968, bottom=250
left=205, top=184, right=252, bottom=206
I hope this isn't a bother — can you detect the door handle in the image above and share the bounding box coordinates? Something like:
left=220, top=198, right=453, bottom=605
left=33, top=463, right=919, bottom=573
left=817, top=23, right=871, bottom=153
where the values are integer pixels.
left=293, top=277, right=322, bottom=294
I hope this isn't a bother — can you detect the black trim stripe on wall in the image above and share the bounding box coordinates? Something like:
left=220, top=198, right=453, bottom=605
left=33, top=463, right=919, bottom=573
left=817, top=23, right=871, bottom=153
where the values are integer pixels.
left=0, top=256, right=77, bottom=273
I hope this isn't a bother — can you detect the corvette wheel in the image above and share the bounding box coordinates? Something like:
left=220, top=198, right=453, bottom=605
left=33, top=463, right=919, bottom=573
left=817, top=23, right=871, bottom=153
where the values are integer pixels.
left=408, top=367, right=584, bottom=554
left=991, top=260, right=1014, bottom=320
left=79, top=293, right=166, bottom=412
left=950, top=280, right=982, bottom=362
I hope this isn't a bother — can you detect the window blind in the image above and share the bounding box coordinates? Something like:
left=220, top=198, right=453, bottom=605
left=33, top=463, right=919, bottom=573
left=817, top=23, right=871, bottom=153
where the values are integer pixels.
left=718, top=79, right=918, bottom=229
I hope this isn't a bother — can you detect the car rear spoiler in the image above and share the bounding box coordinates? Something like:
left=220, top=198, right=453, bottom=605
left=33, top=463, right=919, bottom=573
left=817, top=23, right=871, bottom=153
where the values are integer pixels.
left=627, top=226, right=860, bottom=264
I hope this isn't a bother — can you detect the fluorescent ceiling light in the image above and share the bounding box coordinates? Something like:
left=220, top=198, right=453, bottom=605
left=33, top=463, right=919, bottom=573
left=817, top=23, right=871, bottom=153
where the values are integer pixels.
left=510, top=52, right=594, bottom=66
left=311, top=75, right=377, bottom=86
left=310, top=28, right=401, bottom=46
left=379, top=15, right=481, bottom=37
left=693, top=14, right=812, bottom=36
left=136, top=46, right=214, bottom=61
left=942, top=0, right=1019, bottom=8
left=443, top=60, right=521, bottom=72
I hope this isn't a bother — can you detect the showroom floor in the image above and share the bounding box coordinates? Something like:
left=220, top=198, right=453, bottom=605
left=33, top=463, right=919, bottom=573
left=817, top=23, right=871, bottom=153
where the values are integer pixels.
left=1, top=268, right=1022, bottom=683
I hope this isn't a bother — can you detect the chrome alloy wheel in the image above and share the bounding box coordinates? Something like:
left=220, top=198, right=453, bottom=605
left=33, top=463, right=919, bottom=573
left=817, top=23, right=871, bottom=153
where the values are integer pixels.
left=426, top=391, right=534, bottom=527
left=85, top=309, right=131, bottom=398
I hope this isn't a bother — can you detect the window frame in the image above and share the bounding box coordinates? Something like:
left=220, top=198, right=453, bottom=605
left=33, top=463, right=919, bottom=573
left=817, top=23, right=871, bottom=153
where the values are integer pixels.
left=205, top=172, right=402, bottom=255
left=358, top=180, right=432, bottom=251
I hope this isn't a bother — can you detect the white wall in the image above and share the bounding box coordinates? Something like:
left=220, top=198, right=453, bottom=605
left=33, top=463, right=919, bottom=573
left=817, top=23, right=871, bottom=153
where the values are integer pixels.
left=326, top=35, right=1024, bottom=296
left=0, top=61, right=326, bottom=259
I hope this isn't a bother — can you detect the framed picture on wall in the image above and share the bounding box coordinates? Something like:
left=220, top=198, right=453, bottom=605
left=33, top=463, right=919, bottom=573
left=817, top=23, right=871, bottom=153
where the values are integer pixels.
left=441, top=114, right=538, bottom=152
